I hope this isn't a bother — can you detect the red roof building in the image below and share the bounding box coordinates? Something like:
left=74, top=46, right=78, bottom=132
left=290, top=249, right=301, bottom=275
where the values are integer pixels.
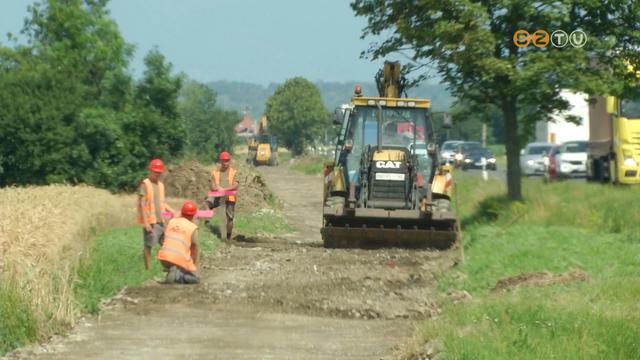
left=235, top=114, right=257, bottom=137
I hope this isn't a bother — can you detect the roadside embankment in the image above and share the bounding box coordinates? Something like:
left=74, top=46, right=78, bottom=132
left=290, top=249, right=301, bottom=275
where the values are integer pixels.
left=400, top=175, right=640, bottom=359
left=0, top=185, right=132, bottom=353
left=1, top=158, right=289, bottom=355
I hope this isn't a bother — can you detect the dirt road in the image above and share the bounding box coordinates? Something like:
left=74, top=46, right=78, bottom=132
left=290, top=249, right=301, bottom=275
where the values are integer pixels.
left=9, top=165, right=455, bottom=360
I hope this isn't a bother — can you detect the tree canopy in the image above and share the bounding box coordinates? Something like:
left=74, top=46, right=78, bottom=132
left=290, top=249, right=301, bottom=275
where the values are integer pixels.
left=265, top=77, right=330, bottom=155
left=0, top=0, right=237, bottom=191
left=352, top=0, right=640, bottom=199
left=179, top=80, right=238, bottom=161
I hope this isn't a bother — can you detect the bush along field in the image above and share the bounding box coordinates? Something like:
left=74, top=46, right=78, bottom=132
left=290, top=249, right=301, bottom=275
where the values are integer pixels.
left=404, top=174, right=640, bottom=359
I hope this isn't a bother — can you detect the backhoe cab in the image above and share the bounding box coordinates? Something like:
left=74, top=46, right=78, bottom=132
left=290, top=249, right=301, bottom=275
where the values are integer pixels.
left=321, top=61, right=458, bottom=249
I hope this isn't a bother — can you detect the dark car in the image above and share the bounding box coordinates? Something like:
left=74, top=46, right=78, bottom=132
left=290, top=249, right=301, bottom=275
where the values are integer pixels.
left=462, top=147, right=497, bottom=171
left=453, top=141, right=483, bottom=168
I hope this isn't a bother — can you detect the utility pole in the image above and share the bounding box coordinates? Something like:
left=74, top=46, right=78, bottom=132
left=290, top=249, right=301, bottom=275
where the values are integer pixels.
left=481, top=123, right=487, bottom=147
left=443, top=113, right=452, bottom=142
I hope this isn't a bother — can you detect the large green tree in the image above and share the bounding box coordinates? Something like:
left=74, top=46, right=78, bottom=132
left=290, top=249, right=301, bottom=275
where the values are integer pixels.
left=0, top=0, right=186, bottom=191
left=136, top=48, right=182, bottom=120
left=265, top=77, right=330, bottom=155
left=22, top=0, right=133, bottom=107
left=352, top=0, right=640, bottom=200
left=179, top=80, right=239, bottom=160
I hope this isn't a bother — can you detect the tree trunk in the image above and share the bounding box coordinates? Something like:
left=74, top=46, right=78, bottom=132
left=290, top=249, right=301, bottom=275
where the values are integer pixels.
left=502, top=97, right=522, bottom=201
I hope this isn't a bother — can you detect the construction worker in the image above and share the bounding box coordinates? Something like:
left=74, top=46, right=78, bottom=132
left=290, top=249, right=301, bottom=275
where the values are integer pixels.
left=202, top=151, right=238, bottom=241
left=137, top=158, right=177, bottom=270
left=158, top=200, right=200, bottom=284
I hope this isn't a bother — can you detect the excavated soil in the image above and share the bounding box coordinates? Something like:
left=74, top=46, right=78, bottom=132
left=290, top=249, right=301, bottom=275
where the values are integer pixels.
left=6, top=164, right=457, bottom=360
left=163, top=159, right=275, bottom=213
left=493, top=269, right=590, bottom=292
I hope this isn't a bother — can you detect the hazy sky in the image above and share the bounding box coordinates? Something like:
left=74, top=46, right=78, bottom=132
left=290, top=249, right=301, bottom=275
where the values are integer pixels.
left=1, top=0, right=393, bottom=85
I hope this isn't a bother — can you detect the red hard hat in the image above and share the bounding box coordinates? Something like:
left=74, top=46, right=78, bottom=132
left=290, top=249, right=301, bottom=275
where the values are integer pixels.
left=219, top=151, right=231, bottom=161
left=148, top=158, right=165, bottom=173
left=181, top=200, right=197, bottom=216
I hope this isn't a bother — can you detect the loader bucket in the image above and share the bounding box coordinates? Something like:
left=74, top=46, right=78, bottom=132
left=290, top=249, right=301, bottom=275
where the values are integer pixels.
left=321, top=225, right=457, bottom=250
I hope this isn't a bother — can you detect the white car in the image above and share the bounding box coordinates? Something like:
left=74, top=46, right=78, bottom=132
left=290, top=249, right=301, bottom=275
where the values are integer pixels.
left=554, top=141, right=588, bottom=178
left=440, top=140, right=463, bottom=164
left=520, top=142, right=553, bottom=176
left=409, top=141, right=428, bottom=158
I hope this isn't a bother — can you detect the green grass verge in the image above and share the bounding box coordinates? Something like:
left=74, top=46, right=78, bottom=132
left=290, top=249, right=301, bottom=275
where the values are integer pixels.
left=486, top=144, right=505, bottom=157
left=74, top=225, right=221, bottom=314
left=290, top=155, right=331, bottom=175
left=0, top=281, right=39, bottom=354
left=74, top=210, right=290, bottom=314
left=413, top=173, right=640, bottom=359
left=278, top=150, right=293, bottom=163
left=204, top=210, right=293, bottom=236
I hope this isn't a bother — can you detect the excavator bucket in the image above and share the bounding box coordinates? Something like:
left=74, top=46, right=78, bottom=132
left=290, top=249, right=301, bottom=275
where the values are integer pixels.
left=321, top=205, right=459, bottom=250
left=321, top=225, right=457, bottom=249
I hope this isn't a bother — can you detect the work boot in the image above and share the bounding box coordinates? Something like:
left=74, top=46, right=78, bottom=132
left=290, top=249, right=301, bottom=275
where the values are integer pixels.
left=166, top=266, right=178, bottom=284
left=183, top=273, right=200, bottom=284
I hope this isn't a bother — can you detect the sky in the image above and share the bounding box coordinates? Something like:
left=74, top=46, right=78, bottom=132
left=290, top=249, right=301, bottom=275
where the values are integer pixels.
left=0, top=0, right=394, bottom=85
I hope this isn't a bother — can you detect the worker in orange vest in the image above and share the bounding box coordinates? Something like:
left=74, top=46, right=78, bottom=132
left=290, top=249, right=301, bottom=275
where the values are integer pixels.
left=158, top=200, right=200, bottom=284
left=202, top=151, right=239, bottom=241
left=137, top=158, right=177, bottom=270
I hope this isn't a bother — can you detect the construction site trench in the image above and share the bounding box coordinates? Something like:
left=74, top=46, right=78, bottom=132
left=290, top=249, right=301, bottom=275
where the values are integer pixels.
left=9, top=164, right=458, bottom=360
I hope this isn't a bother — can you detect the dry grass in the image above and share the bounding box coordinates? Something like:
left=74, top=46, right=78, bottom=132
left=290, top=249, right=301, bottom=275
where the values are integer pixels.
left=0, top=185, right=133, bottom=338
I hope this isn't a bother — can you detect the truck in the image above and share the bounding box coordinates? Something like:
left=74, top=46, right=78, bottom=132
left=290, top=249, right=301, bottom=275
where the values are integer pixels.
left=535, top=90, right=590, bottom=144
left=247, top=114, right=278, bottom=166
left=321, top=61, right=458, bottom=249
left=587, top=95, right=640, bottom=184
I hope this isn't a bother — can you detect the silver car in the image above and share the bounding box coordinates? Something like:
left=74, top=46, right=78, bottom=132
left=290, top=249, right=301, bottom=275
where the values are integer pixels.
left=440, top=140, right=463, bottom=164
left=520, top=142, right=553, bottom=176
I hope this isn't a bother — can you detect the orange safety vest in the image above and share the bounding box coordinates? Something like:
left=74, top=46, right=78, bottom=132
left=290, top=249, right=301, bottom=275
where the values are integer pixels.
left=211, top=166, right=237, bottom=202
left=136, top=178, right=166, bottom=224
left=157, top=217, right=198, bottom=272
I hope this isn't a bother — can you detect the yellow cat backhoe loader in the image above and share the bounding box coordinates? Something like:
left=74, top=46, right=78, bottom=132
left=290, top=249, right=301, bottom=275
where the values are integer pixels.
left=321, top=61, right=458, bottom=249
left=247, top=114, right=278, bottom=166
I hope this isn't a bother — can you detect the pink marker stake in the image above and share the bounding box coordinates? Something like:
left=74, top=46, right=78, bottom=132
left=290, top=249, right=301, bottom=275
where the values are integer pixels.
left=207, top=190, right=237, bottom=197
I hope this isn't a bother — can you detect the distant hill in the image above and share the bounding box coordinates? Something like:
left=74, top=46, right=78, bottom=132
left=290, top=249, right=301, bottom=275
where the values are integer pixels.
left=208, top=80, right=455, bottom=119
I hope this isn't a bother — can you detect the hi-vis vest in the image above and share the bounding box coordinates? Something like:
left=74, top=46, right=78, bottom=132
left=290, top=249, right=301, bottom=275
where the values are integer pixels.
left=211, top=166, right=237, bottom=202
left=137, top=178, right=166, bottom=224
left=157, top=217, right=197, bottom=272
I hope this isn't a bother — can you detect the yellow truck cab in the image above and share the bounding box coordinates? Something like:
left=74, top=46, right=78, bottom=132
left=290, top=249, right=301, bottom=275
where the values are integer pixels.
left=587, top=95, right=640, bottom=184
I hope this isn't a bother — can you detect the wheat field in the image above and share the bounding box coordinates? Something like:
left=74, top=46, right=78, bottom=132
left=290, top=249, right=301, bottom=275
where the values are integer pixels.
left=0, top=185, right=134, bottom=337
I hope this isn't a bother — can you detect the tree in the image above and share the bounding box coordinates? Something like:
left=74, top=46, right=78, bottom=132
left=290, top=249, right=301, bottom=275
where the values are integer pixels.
left=352, top=0, right=640, bottom=200
left=265, top=77, right=330, bottom=155
left=179, top=80, right=238, bottom=159
left=136, top=48, right=182, bottom=120
left=22, top=0, right=133, bottom=107
left=0, top=0, right=186, bottom=191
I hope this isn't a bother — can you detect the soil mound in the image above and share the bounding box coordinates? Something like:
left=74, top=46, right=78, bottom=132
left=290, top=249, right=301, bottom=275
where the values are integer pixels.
left=493, top=269, right=589, bottom=292
left=163, top=159, right=275, bottom=213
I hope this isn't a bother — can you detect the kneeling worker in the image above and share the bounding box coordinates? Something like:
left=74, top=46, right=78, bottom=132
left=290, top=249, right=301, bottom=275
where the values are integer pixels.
left=158, top=200, right=200, bottom=284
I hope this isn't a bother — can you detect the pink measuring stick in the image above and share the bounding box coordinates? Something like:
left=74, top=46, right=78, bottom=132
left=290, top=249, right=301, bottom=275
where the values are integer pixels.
left=207, top=189, right=237, bottom=197
left=161, top=210, right=214, bottom=219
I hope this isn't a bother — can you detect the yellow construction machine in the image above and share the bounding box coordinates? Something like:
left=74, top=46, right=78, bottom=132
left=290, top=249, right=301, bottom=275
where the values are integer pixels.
left=321, top=61, right=458, bottom=249
left=247, top=114, right=278, bottom=166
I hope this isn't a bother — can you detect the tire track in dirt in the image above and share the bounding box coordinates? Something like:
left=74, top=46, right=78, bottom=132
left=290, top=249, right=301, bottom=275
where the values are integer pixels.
left=7, top=164, right=455, bottom=360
